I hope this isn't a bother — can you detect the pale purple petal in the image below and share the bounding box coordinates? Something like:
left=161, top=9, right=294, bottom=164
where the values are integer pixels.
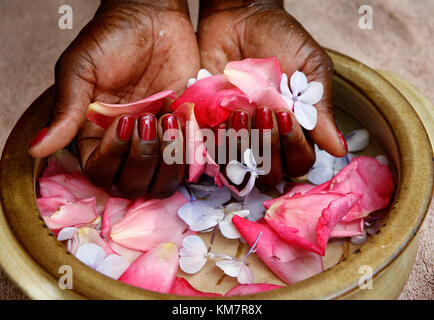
left=307, top=166, right=334, bottom=185
left=346, top=129, right=370, bottom=152
left=239, top=173, right=257, bottom=197
left=178, top=201, right=204, bottom=226
left=179, top=235, right=209, bottom=274
left=57, top=227, right=78, bottom=241
left=226, top=160, right=249, bottom=185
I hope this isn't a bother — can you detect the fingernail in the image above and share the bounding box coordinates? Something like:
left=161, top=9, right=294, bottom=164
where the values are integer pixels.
left=255, top=106, right=273, bottom=133
left=162, top=114, right=178, bottom=140
left=29, top=127, right=48, bottom=148
left=337, top=129, right=348, bottom=152
left=232, top=110, right=249, bottom=132
left=276, top=111, right=292, bottom=135
left=117, top=116, right=135, bottom=142
left=139, top=114, right=156, bottom=141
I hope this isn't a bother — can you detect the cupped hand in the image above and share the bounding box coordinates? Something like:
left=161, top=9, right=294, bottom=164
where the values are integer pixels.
left=28, top=0, right=199, bottom=195
left=198, top=0, right=348, bottom=182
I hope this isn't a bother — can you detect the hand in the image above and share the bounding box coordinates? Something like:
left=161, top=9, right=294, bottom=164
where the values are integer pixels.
left=29, top=0, right=199, bottom=196
left=198, top=0, right=348, bottom=181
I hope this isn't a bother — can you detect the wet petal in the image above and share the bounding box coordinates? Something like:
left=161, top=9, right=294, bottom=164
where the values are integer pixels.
left=294, top=101, right=317, bottom=130
left=299, top=81, right=323, bottom=105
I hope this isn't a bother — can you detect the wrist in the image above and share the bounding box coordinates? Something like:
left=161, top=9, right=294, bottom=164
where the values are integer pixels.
left=100, top=0, right=189, bottom=15
left=200, top=0, right=283, bottom=18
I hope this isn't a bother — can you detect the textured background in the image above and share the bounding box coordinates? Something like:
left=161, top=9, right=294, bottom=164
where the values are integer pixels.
left=0, top=0, right=432, bottom=299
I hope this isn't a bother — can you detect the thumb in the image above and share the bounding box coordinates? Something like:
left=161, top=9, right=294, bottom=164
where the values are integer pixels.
left=29, top=60, right=94, bottom=158
left=301, top=50, right=347, bottom=157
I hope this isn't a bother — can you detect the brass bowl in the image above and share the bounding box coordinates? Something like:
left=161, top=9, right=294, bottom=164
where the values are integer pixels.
left=0, top=50, right=432, bottom=300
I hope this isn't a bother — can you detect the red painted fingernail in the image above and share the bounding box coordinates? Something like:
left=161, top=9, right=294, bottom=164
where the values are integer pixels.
left=276, top=111, right=292, bottom=135
left=232, top=110, right=249, bottom=132
left=255, top=106, right=273, bottom=133
left=29, top=127, right=48, bottom=148
left=117, top=116, right=135, bottom=142
left=139, top=114, right=156, bottom=141
left=162, top=114, right=178, bottom=140
left=337, top=129, right=348, bottom=152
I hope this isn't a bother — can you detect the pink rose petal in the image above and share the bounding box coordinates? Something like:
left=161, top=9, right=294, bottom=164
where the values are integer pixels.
left=38, top=178, right=76, bottom=202
left=101, top=198, right=132, bottom=240
left=86, top=91, right=176, bottom=129
left=43, top=197, right=98, bottom=231
left=37, top=197, right=69, bottom=216
left=171, top=75, right=254, bottom=127
left=225, top=283, right=282, bottom=297
left=119, top=242, right=179, bottom=293
left=265, top=193, right=361, bottom=255
left=263, top=182, right=316, bottom=209
left=40, top=149, right=82, bottom=178
left=232, top=215, right=323, bottom=284
left=110, top=192, right=190, bottom=251
left=170, top=277, right=222, bottom=297
left=331, top=218, right=364, bottom=238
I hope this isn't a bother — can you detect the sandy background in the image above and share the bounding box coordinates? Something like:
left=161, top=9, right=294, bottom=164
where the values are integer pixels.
left=0, top=0, right=432, bottom=299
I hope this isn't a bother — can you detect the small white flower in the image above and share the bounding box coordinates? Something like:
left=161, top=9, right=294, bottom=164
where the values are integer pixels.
left=187, top=69, right=212, bottom=88
left=307, top=129, right=370, bottom=185
left=75, top=243, right=130, bottom=280
left=219, top=207, right=250, bottom=239
left=215, top=232, right=262, bottom=284
left=226, top=149, right=265, bottom=196
left=280, top=71, right=323, bottom=130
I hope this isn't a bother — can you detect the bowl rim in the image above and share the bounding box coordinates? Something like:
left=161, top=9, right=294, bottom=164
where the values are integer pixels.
left=0, top=50, right=432, bottom=300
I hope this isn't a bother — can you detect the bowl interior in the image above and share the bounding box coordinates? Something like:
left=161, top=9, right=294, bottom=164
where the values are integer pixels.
left=0, top=51, right=432, bottom=299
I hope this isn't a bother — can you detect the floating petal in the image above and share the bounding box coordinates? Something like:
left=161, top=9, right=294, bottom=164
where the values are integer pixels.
left=225, top=283, right=282, bottom=296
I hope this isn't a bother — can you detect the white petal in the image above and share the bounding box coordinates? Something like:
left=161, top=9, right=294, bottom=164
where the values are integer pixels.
left=237, top=263, right=254, bottom=284
left=281, top=93, right=294, bottom=110
left=226, top=160, right=249, bottom=185
left=275, top=180, right=286, bottom=194
left=75, top=243, right=106, bottom=269
left=187, top=78, right=196, bottom=88
left=307, top=166, right=334, bottom=185
left=239, top=173, right=257, bottom=197
left=290, top=71, right=308, bottom=96
left=178, top=201, right=203, bottom=226
left=179, top=235, right=208, bottom=274
left=243, top=148, right=257, bottom=169
left=294, top=101, right=317, bottom=130
left=201, top=186, right=231, bottom=208
left=219, top=218, right=241, bottom=239
left=346, top=129, right=370, bottom=152
left=299, top=81, right=324, bottom=105
left=280, top=73, right=292, bottom=98
left=57, top=227, right=78, bottom=241
left=197, top=68, right=212, bottom=80
left=96, top=254, right=131, bottom=280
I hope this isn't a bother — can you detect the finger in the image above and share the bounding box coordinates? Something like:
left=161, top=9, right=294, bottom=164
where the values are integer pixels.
left=224, top=109, right=251, bottom=190
left=29, top=52, right=94, bottom=158
left=276, top=109, right=315, bottom=177
left=253, top=106, right=282, bottom=189
left=78, top=115, right=134, bottom=188
left=117, top=114, right=159, bottom=198
left=299, top=49, right=347, bottom=157
left=149, top=114, right=186, bottom=199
